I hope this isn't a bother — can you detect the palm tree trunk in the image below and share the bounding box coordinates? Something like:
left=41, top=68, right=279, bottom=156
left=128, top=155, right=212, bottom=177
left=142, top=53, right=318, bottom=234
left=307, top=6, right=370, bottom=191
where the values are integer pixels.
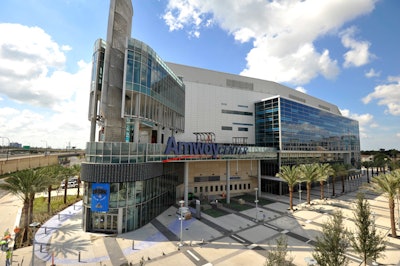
left=29, top=193, right=35, bottom=224
left=77, top=177, right=81, bottom=198
left=332, top=177, right=336, bottom=197
left=389, top=197, right=397, bottom=238
left=22, top=199, right=30, bottom=242
left=307, top=182, right=311, bottom=204
left=341, top=176, right=345, bottom=193
left=64, top=178, right=68, bottom=204
left=366, top=168, right=370, bottom=183
left=289, top=186, right=293, bottom=211
left=47, top=185, right=52, bottom=213
left=320, top=181, right=324, bottom=200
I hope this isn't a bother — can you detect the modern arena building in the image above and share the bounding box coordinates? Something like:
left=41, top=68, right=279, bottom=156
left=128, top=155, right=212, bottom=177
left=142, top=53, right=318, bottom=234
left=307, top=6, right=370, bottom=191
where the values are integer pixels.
left=81, top=0, right=360, bottom=234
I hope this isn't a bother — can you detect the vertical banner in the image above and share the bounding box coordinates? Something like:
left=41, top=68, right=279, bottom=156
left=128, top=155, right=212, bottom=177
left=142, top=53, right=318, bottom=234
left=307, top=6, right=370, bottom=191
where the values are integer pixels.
left=91, top=183, right=110, bottom=212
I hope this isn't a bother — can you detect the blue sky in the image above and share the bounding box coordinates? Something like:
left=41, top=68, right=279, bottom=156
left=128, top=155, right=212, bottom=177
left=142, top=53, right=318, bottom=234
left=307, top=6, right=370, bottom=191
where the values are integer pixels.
left=0, top=0, right=399, bottom=150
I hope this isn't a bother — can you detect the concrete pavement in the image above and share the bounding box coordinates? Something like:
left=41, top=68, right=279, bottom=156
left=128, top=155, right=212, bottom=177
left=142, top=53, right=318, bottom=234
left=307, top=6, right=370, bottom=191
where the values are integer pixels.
left=2, top=173, right=400, bottom=266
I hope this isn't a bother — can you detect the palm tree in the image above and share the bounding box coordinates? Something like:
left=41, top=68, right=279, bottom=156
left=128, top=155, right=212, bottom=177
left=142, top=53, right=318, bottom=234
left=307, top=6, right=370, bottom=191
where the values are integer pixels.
left=39, top=165, right=64, bottom=213
left=362, top=161, right=374, bottom=183
left=317, top=163, right=334, bottom=200
left=60, top=166, right=75, bottom=204
left=0, top=169, right=46, bottom=242
left=368, top=170, right=400, bottom=238
left=276, top=165, right=300, bottom=211
left=332, top=163, right=347, bottom=195
left=299, top=163, right=319, bottom=205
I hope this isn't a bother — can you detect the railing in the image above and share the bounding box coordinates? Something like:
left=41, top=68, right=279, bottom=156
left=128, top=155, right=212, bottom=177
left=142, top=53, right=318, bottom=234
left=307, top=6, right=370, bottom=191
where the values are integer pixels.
left=85, top=142, right=277, bottom=164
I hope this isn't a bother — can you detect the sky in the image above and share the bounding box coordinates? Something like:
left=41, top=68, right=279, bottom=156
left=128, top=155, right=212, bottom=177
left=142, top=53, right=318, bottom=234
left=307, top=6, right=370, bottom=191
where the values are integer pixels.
left=0, top=0, right=399, bottom=151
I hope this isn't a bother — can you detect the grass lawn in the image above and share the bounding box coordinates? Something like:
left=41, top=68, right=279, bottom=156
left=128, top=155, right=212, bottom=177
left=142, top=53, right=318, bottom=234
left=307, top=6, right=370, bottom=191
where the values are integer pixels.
left=202, top=207, right=229, bottom=217
left=233, top=194, right=274, bottom=205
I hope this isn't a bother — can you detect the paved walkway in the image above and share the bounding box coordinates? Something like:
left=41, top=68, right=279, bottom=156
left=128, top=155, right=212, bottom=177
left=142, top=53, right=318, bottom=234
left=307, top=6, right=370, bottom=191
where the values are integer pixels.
left=1, top=173, right=400, bottom=266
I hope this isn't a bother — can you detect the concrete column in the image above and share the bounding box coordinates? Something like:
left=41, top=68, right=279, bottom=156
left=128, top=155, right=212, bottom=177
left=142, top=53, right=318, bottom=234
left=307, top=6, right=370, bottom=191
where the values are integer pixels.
left=226, top=160, right=231, bottom=204
left=118, top=208, right=123, bottom=234
left=258, top=160, right=261, bottom=194
left=184, top=162, right=189, bottom=207
left=157, top=125, right=162, bottom=143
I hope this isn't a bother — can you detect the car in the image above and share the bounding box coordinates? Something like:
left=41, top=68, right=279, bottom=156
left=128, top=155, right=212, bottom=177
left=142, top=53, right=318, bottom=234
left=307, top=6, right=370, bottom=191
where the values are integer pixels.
left=60, top=178, right=79, bottom=189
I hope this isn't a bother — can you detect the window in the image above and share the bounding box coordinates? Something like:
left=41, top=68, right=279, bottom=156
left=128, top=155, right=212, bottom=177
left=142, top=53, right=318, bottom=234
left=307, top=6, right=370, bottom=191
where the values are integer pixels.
left=238, top=127, right=248, bottom=132
left=215, top=186, right=218, bottom=192
left=222, top=126, right=232, bottom=131
left=200, top=187, right=203, bottom=193
left=194, top=187, right=198, bottom=193
left=210, top=186, right=213, bottom=192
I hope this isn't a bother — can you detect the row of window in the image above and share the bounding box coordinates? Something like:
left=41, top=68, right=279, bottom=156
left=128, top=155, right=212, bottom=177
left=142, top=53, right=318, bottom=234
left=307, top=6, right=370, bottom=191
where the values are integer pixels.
left=193, top=183, right=252, bottom=194
left=221, top=126, right=249, bottom=131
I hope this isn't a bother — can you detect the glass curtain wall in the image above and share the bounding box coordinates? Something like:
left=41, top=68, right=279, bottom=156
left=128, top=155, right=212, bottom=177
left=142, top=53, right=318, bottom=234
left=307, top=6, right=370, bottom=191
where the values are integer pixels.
left=123, top=39, right=185, bottom=132
left=83, top=174, right=177, bottom=233
left=255, top=97, right=360, bottom=167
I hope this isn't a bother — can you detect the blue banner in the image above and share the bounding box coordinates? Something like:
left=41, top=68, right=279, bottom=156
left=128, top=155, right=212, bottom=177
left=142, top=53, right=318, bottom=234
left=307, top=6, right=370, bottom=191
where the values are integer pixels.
left=91, top=183, right=110, bottom=212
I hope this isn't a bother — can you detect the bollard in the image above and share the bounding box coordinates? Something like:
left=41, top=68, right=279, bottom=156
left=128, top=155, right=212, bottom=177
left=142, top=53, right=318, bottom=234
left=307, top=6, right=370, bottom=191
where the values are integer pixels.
left=58, top=214, right=60, bottom=220
left=132, top=240, right=134, bottom=250
left=40, top=244, right=42, bottom=252
left=78, top=251, right=81, bottom=262
left=45, top=227, right=47, bottom=234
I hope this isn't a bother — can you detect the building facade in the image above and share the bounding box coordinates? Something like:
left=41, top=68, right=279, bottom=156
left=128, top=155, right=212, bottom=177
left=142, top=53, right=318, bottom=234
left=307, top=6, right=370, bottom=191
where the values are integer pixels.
left=81, top=0, right=360, bottom=234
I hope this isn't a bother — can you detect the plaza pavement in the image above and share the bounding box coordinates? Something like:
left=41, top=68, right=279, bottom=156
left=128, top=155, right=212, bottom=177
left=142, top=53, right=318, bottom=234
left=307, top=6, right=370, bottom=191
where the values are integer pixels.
left=2, top=173, right=400, bottom=266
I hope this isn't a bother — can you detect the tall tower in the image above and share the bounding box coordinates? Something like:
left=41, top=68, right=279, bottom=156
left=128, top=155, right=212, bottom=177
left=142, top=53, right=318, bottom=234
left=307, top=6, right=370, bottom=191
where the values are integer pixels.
left=100, top=0, right=133, bottom=142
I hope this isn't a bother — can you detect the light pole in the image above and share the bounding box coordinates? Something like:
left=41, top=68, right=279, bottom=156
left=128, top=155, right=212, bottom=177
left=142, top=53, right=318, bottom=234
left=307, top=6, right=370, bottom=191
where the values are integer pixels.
left=41, top=140, right=48, bottom=155
left=254, top=187, right=259, bottom=222
left=179, top=200, right=185, bottom=247
left=0, top=136, right=10, bottom=160
left=29, top=222, right=40, bottom=266
left=298, top=182, right=302, bottom=205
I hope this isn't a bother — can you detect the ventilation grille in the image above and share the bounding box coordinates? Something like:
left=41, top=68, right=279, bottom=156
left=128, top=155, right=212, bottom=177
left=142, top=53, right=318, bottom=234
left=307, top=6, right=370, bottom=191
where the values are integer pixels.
left=226, top=79, right=254, bottom=90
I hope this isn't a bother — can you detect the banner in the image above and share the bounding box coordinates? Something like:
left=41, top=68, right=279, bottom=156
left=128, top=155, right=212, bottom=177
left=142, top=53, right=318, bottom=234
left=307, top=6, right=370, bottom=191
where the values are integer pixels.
left=91, top=183, right=110, bottom=212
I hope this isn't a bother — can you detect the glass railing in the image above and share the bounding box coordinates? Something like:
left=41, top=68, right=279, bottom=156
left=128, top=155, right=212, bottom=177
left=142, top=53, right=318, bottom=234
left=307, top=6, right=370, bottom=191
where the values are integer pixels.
left=85, top=142, right=277, bottom=164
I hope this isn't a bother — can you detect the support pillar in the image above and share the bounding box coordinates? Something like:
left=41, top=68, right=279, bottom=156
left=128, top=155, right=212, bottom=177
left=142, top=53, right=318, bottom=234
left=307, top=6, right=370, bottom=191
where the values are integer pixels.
left=226, top=161, right=231, bottom=204
left=184, top=162, right=189, bottom=206
left=257, top=160, right=261, bottom=195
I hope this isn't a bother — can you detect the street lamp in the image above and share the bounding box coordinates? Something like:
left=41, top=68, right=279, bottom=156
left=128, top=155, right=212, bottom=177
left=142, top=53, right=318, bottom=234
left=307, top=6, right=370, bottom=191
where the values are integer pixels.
left=41, top=140, right=48, bottom=155
left=0, top=136, right=10, bottom=160
left=254, top=187, right=259, bottom=222
left=298, top=182, right=302, bottom=205
left=29, top=222, right=40, bottom=266
left=179, top=200, right=185, bottom=247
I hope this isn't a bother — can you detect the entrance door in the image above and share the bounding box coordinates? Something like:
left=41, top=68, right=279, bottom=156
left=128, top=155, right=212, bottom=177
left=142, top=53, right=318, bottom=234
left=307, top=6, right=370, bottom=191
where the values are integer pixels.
left=92, top=213, right=118, bottom=233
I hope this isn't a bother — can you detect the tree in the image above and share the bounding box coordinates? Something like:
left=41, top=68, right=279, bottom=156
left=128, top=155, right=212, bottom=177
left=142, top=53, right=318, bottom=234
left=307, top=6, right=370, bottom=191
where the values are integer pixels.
left=40, top=165, right=64, bottom=213
left=299, top=163, right=319, bottom=205
left=265, top=235, right=294, bottom=266
left=332, top=164, right=347, bottom=195
left=362, top=161, right=373, bottom=183
left=312, top=210, right=349, bottom=266
left=60, top=166, right=75, bottom=204
left=349, top=193, right=386, bottom=266
left=368, top=170, right=400, bottom=238
left=0, top=169, right=46, bottom=242
left=317, top=163, right=334, bottom=200
left=276, top=165, right=300, bottom=211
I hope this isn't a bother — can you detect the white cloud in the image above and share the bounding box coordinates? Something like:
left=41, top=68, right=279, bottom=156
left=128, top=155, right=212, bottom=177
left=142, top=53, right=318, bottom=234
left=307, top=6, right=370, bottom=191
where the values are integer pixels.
left=0, top=23, right=90, bottom=149
left=397, top=133, right=400, bottom=138
left=340, top=109, right=376, bottom=138
left=362, top=75, right=400, bottom=115
left=163, top=0, right=376, bottom=85
left=365, top=68, right=380, bottom=78
left=340, top=26, right=374, bottom=68
left=295, top=86, right=307, bottom=94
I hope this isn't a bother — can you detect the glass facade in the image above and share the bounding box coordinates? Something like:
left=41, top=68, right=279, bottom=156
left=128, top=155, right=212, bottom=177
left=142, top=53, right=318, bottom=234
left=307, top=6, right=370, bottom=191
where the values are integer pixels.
left=123, top=39, right=185, bottom=132
left=83, top=175, right=177, bottom=233
left=255, top=96, right=360, bottom=167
